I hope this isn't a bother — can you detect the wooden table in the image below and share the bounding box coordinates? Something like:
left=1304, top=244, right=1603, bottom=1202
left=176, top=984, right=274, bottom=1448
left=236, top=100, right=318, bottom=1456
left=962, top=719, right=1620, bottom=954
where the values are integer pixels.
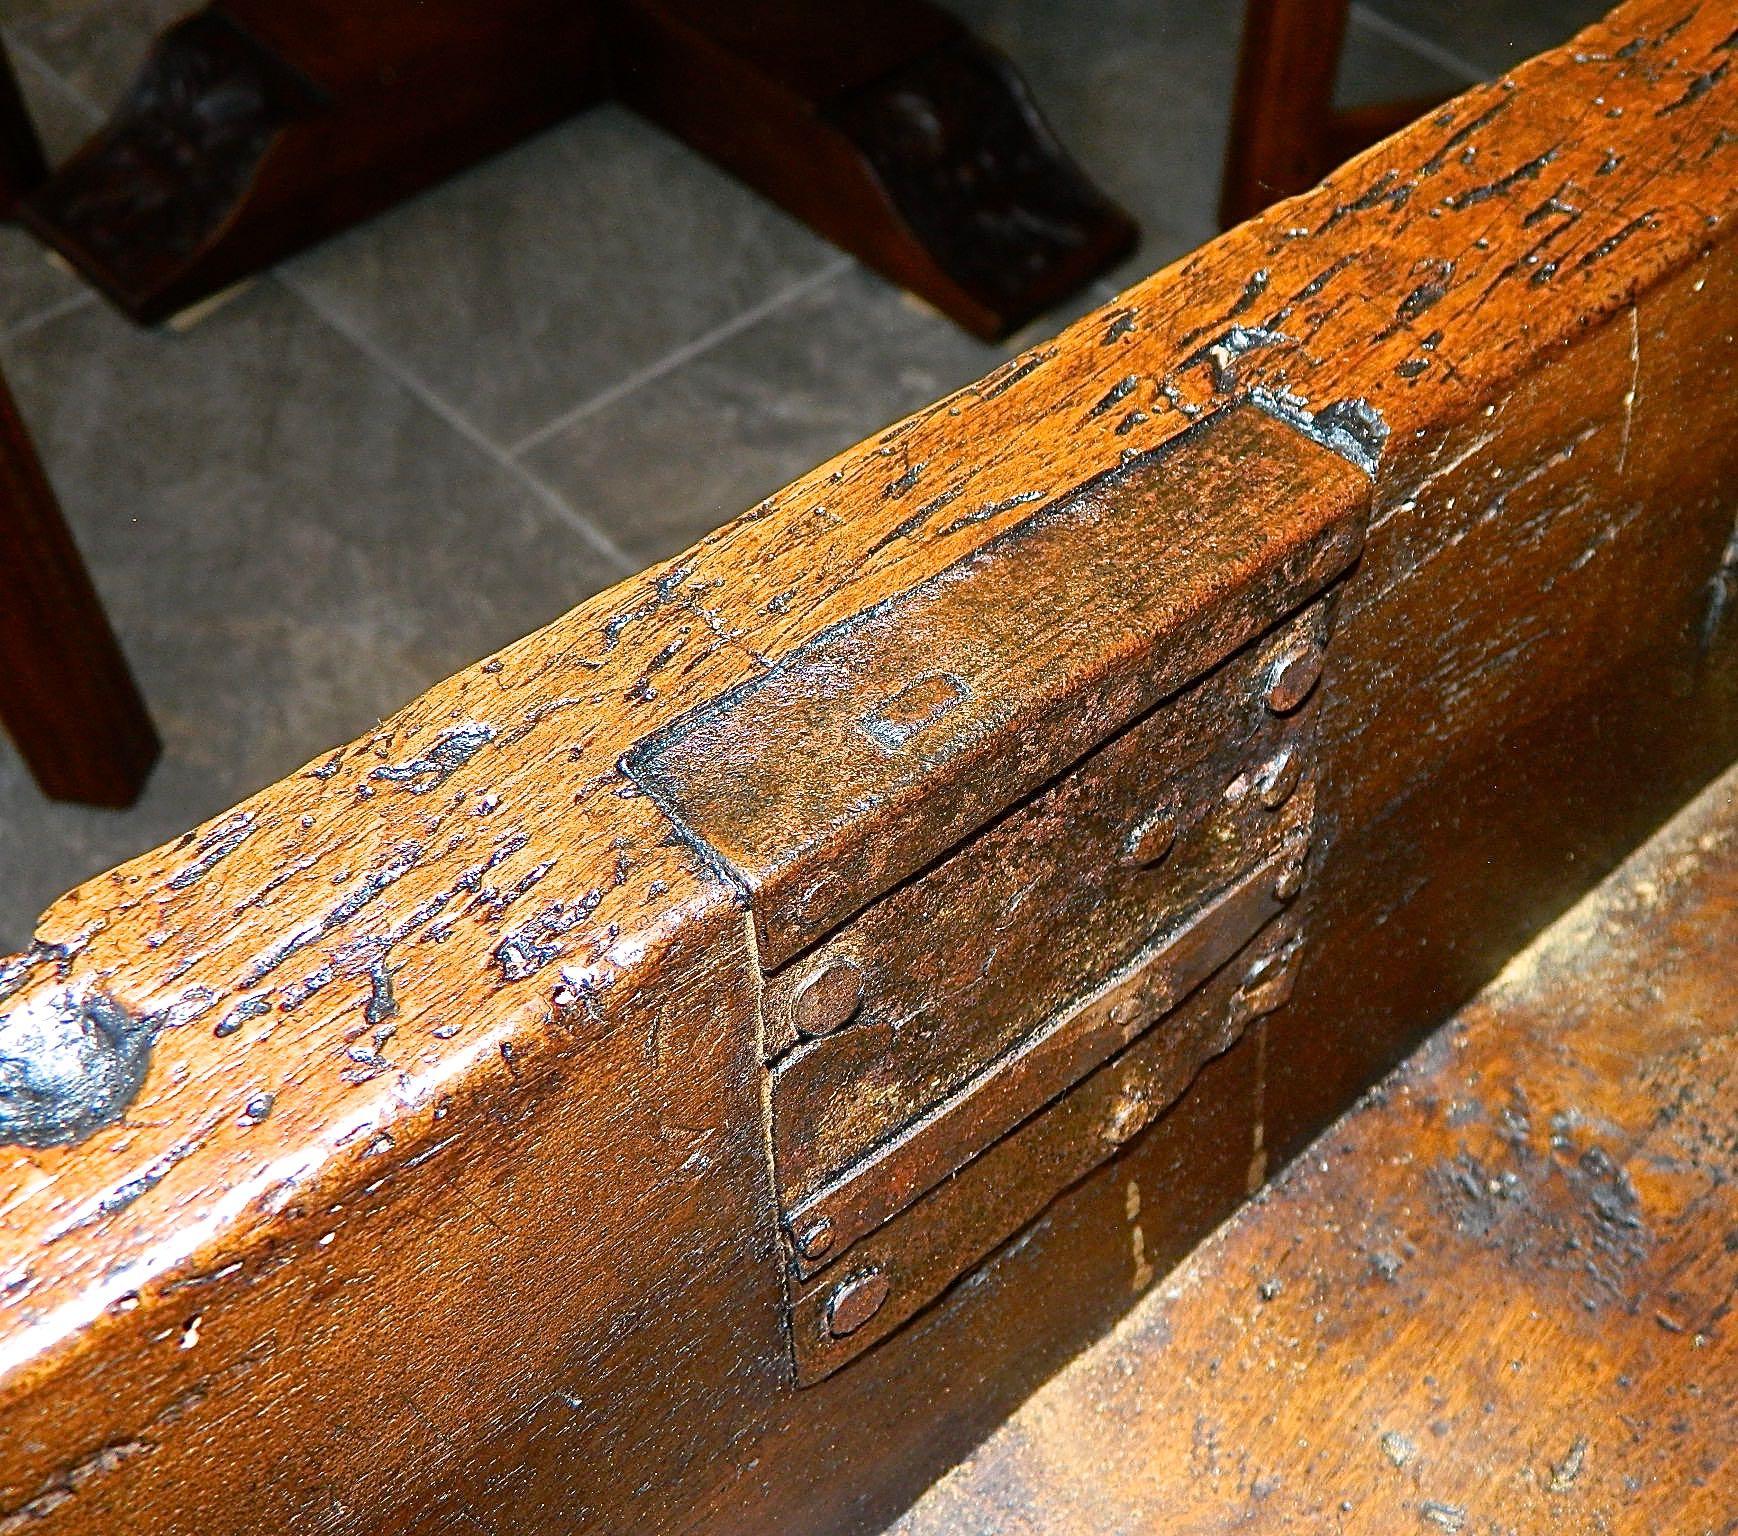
left=0, top=2, right=1731, bottom=1531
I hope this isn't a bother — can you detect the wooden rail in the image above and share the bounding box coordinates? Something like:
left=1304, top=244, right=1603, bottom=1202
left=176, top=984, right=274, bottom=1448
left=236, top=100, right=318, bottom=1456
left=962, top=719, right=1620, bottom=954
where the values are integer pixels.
left=0, top=3, right=1734, bottom=1531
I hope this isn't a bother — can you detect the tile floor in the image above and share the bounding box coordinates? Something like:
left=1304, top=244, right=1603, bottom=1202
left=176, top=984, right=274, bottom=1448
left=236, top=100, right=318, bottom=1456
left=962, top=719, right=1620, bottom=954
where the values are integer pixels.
left=0, top=0, right=1607, bottom=946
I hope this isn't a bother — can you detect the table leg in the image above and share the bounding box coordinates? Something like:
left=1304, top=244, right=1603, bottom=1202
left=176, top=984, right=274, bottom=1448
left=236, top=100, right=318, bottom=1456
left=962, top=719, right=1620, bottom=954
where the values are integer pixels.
left=0, top=366, right=159, bottom=806
left=1219, top=0, right=1454, bottom=228
left=1220, top=0, right=1351, bottom=228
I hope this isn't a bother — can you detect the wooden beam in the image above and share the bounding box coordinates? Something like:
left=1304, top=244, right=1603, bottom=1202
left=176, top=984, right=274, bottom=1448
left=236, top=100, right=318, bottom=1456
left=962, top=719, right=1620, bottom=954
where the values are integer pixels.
left=0, top=3, right=1732, bottom=1531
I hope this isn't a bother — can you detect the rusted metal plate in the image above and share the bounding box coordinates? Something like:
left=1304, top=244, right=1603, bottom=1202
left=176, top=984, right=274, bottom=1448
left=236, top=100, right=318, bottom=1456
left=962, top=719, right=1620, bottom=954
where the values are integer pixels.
left=766, top=566, right=1343, bottom=1376
left=788, top=913, right=1298, bottom=1384
left=768, top=598, right=1331, bottom=1264
left=672, top=410, right=1365, bottom=1379
left=623, top=403, right=1368, bottom=968
left=783, top=836, right=1308, bottom=1285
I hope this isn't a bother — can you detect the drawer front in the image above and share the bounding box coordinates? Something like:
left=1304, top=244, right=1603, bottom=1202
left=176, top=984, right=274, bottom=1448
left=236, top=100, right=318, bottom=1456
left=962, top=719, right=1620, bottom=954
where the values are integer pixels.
left=622, top=400, right=1371, bottom=1384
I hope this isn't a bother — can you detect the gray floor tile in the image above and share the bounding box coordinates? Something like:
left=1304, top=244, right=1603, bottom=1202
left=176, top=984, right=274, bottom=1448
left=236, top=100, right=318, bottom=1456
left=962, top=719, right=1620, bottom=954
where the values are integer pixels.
left=1361, top=0, right=1608, bottom=80
left=522, top=264, right=1008, bottom=571
left=10, top=0, right=185, bottom=116
left=2, top=0, right=111, bottom=39
left=284, top=105, right=841, bottom=448
left=4, top=20, right=98, bottom=149
left=956, top=0, right=1477, bottom=285
left=0, top=280, right=619, bottom=949
left=0, top=58, right=92, bottom=334
left=1338, top=6, right=1486, bottom=101
left=0, top=229, right=81, bottom=340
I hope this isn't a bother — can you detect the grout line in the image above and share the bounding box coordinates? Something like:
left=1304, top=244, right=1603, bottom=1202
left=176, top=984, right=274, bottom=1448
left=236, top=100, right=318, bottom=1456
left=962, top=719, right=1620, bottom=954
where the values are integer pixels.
left=511, top=458, right=642, bottom=577
left=1349, top=3, right=1490, bottom=87
left=277, top=271, right=643, bottom=575
left=507, top=253, right=855, bottom=458
left=0, top=285, right=98, bottom=345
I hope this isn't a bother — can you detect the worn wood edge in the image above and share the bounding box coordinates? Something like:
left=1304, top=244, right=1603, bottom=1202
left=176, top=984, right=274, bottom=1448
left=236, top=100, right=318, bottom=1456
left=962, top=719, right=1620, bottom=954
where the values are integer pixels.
left=0, top=0, right=1731, bottom=1411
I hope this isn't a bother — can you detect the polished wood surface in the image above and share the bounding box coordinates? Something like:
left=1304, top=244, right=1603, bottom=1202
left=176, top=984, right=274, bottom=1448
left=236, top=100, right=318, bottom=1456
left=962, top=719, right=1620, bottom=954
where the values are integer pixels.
left=897, top=761, right=1738, bottom=1534
left=0, top=3, right=1732, bottom=1531
left=0, top=366, right=159, bottom=807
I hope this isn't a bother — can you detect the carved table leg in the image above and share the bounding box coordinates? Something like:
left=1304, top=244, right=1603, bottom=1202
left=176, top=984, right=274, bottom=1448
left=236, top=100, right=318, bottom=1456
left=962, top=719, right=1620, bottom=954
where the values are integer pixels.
left=609, top=0, right=1138, bottom=339
left=1219, top=0, right=1451, bottom=227
left=16, top=1, right=613, bottom=324
left=0, top=38, right=48, bottom=219
left=0, top=366, right=159, bottom=806
left=16, top=0, right=1133, bottom=337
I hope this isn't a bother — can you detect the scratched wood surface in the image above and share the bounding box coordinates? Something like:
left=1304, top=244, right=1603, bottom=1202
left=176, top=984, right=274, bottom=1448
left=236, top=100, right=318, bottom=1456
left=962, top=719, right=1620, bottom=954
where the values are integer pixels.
left=0, top=3, right=1735, bottom=1532
left=893, top=760, right=1738, bottom=1536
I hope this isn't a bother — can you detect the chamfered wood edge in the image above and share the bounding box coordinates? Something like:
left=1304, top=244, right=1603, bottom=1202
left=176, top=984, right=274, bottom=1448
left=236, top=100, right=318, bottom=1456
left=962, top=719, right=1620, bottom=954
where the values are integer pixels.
left=0, top=0, right=1731, bottom=1421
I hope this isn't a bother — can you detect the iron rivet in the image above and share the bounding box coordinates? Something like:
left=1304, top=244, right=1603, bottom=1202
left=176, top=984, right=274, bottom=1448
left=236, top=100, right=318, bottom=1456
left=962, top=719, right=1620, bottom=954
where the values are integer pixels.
left=795, top=1217, right=834, bottom=1262
left=1106, top=1092, right=1145, bottom=1143
left=1256, top=747, right=1302, bottom=809
left=790, top=956, right=864, bottom=1038
left=1232, top=949, right=1300, bottom=1022
left=1274, top=859, right=1307, bottom=901
left=1123, top=808, right=1179, bottom=866
left=826, top=1271, right=890, bottom=1338
left=1264, top=642, right=1324, bottom=714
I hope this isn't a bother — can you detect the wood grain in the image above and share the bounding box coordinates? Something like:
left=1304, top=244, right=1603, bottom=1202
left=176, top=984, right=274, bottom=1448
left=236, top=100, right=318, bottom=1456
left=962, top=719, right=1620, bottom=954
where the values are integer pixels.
left=0, top=2, right=1734, bottom=1531
left=894, top=759, right=1738, bottom=1536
